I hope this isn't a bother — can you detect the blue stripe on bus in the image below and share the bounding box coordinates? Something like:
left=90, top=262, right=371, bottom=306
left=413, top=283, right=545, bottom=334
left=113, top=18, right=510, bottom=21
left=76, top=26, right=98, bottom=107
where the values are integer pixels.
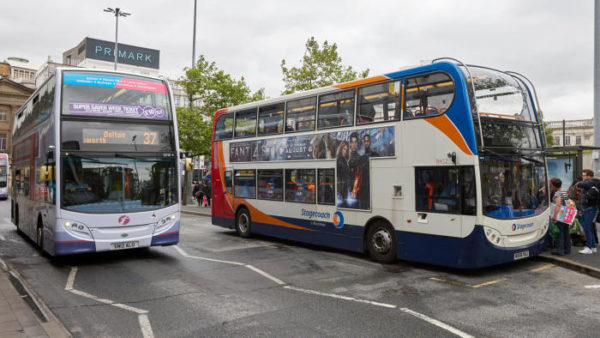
left=151, top=231, right=179, bottom=246
left=212, top=215, right=547, bottom=268
left=54, top=240, right=96, bottom=255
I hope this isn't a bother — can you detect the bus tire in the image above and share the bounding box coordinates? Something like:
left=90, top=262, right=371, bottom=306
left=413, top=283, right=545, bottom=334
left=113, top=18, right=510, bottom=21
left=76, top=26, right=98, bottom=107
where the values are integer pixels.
left=366, top=221, right=397, bottom=263
left=36, top=219, right=44, bottom=252
left=235, top=207, right=252, bottom=238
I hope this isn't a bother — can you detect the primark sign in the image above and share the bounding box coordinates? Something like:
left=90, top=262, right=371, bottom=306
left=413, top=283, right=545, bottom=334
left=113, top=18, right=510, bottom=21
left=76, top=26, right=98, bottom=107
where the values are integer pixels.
left=85, top=37, right=160, bottom=69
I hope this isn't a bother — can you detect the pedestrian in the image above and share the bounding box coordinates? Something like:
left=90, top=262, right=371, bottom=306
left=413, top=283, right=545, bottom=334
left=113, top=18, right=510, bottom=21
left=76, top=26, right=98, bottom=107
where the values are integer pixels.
left=549, top=177, right=570, bottom=256
left=576, top=169, right=599, bottom=254
left=193, top=181, right=203, bottom=207
left=204, top=180, right=212, bottom=207
left=199, top=180, right=207, bottom=207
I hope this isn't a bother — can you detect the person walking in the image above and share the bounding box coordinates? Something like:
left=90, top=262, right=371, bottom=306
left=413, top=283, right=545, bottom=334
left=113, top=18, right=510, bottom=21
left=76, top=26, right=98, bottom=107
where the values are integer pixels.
left=576, top=169, right=598, bottom=254
left=550, top=178, right=571, bottom=256
left=203, top=180, right=212, bottom=207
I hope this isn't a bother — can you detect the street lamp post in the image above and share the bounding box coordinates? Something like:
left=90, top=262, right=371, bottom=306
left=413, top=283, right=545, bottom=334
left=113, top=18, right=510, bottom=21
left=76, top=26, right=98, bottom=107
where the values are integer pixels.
left=103, top=7, right=131, bottom=70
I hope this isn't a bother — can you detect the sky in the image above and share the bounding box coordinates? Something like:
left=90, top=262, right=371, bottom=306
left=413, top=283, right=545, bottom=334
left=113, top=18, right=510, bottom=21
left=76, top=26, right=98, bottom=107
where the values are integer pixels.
left=1, top=0, right=595, bottom=121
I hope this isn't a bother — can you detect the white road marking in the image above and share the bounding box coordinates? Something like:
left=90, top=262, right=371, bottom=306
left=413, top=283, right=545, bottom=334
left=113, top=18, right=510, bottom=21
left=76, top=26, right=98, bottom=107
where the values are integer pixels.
left=585, top=285, right=600, bottom=289
left=0, top=234, right=5, bottom=241
left=284, top=285, right=397, bottom=309
left=245, top=264, right=286, bottom=285
left=174, top=245, right=475, bottom=337
left=400, top=307, right=475, bottom=338
left=0, top=257, right=7, bottom=272
left=65, top=267, right=154, bottom=337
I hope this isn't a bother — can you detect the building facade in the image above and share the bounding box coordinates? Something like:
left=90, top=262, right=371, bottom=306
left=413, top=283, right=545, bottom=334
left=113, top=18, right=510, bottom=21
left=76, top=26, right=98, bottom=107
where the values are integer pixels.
left=0, top=75, right=34, bottom=159
left=547, top=118, right=594, bottom=173
left=4, top=57, right=37, bottom=89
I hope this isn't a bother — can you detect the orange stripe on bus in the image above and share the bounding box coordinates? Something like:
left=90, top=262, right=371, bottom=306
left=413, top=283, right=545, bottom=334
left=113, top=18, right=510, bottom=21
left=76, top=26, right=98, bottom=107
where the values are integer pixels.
left=425, top=115, right=473, bottom=155
left=333, top=75, right=390, bottom=89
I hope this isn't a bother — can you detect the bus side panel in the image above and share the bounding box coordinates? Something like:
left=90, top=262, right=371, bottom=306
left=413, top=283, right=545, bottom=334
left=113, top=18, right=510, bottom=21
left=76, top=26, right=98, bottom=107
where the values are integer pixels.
left=211, top=141, right=235, bottom=227
left=396, top=225, right=546, bottom=268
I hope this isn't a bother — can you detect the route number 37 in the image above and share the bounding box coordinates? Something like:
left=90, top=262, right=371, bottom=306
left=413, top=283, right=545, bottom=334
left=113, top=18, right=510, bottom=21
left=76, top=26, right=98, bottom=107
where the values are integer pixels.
left=143, top=132, right=157, bottom=144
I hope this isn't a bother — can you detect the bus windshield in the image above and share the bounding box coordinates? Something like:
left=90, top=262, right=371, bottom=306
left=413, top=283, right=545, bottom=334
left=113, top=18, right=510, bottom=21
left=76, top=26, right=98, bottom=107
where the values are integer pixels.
left=61, top=71, right=172, bottom=120
left=464, top=67, right=536, bottom=122
left=61, top=155, right=178, bottom=213
left=480, top=153, right=547, bottom=219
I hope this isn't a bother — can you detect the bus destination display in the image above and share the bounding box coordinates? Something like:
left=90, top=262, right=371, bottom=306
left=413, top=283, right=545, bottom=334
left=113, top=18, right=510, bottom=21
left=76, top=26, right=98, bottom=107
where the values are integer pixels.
left=83, top=128, right=159, bottom=145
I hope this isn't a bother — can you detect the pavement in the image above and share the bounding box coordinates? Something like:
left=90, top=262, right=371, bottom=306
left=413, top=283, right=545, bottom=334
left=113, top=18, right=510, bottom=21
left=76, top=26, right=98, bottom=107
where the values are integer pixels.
left=0, top=202, right=598, bottom=337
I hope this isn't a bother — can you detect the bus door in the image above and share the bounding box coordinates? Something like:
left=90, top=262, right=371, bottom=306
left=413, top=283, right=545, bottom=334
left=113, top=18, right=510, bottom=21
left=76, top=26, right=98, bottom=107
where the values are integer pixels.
left=413, top=166, right=476, bottom=237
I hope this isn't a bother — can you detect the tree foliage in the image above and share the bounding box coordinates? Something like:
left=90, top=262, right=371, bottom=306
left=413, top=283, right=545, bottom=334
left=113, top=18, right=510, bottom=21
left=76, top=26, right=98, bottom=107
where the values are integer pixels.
left=177, top=55, right=265, bottom=155
left=280, top=37, right=370, bottom=94
left=538, top=110, right=555, bottom=147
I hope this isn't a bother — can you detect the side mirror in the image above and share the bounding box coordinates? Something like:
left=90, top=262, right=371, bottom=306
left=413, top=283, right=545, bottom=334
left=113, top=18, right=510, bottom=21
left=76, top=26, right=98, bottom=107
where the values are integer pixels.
left=185, top=158, right=193, bottom=172
left=40, top=165, right=54, bottom=182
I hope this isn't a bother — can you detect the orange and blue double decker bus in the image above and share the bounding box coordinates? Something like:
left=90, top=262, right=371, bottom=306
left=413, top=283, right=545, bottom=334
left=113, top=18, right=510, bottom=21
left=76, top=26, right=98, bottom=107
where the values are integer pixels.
left=210, top=59, right=549, bottom=268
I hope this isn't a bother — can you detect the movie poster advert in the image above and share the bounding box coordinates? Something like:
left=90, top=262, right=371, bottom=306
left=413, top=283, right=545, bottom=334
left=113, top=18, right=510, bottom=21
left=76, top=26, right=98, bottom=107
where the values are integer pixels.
left=229, top=126, right=395, bottom=210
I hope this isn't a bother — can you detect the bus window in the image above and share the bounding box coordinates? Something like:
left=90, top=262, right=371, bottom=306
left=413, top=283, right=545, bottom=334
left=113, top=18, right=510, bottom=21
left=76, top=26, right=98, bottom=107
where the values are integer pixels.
left=415, top=166, right=475, bottom=215
left=224, top=171, right=233, bottom=194
left=318, top=90, right=354, bottom=129
left=358, top=81, right=401, bottom=124
left=234, top=169, right=256, bottom=199
left=285, top=169, right=316, bottom=203
left=258, top=103, right=284, bottom=136
left=215, top=113, right=234, bottom=140
left=257, top=169, right=283, bottom=201
left=234, top=109, right=257, bottom=138
left=286, top=97, right=316, bottom=132
left=404, top=72, right=454, bottom=120
left=317, top=168, right=335, bottom=205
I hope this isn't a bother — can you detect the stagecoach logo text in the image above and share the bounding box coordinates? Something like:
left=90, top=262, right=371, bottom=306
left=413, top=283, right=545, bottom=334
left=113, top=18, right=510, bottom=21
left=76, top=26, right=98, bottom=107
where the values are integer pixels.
left=511, top=222, right=534, bottom=231
left=301, top=209, right=330, bottom=220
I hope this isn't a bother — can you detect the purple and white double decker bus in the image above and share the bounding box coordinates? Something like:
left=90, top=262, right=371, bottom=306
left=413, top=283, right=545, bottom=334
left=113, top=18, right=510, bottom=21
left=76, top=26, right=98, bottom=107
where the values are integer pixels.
left=11, top=69, right=183, bottom=255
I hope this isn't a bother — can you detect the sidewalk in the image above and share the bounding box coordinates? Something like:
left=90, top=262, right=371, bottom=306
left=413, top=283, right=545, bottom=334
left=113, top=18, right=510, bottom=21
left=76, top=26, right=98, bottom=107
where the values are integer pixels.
left=0, top=259, right=70, bottom=337
left=538, top=244, right=600, bottom=279
left=180, top=202, right=211, bottom=217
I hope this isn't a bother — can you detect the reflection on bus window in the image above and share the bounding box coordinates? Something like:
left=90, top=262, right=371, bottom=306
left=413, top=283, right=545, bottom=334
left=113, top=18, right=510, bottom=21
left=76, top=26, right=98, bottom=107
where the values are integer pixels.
left=285, top=169, right=315, bottom=203
left=286, top=97, right=316, bottom=132
left=258, top=103, right=284, bottom=136
left=234, top=109, right=257, bottom=138
left=317, top=168, right=335, bottom=205
left=404, top=72, right=454, bottom=119
left=234, top=169, right=256, bottom=199
left=224, top=171, right=233, bottom=194
left=215, top=113, right=234, bottom=140
left=318, top=90, right=354, bottom=129
left=257, top=169, right=283, bottom=201
left=358, top=81, right=401, bottom=124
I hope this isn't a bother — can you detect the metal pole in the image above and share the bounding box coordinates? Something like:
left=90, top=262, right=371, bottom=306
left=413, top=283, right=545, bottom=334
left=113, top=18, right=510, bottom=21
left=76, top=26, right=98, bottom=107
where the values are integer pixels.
left=594, top=0, right=600, bottom=174
left=192, top=0, right=197, bottom=67
left=114, top=8, right=119, bottom=70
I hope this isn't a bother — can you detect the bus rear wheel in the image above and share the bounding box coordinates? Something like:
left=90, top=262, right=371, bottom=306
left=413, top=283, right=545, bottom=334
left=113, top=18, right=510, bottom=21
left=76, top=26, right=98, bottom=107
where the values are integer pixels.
left=235, top=208, right=252, bottom=238
left=36, top=224, right=44, bottom=250
left=366, top=222, right=397, bottom=263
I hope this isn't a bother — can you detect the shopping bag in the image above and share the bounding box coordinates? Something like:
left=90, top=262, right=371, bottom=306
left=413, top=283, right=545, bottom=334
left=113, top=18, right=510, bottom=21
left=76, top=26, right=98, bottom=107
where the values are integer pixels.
left=556, top=205, right=577, bottom=225
left=203, top=195, right=208, bottom=206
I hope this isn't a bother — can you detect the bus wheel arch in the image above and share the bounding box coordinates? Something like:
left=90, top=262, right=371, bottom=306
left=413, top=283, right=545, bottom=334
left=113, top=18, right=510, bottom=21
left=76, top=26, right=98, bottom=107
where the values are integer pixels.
left=363, top=217, right=397, bottom=263
left=235, top=205, right=252, bottom=238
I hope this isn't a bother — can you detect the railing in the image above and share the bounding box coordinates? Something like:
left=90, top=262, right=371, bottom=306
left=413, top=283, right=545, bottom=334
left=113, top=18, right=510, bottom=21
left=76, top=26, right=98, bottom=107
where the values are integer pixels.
left=546, top=119, right=593, bottom=129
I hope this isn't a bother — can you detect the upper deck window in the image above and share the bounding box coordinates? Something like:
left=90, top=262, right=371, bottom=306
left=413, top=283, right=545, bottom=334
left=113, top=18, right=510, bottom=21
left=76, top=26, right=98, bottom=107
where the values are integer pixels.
left=358, top=81, right=401, bottom=124
left=318, top=90, right=354, bottom=129
left=464, top=67, right=536, bottom=122
left=404, top=72, right=454, bottom=120
left=286, top=97, right=316, bottom=132
left=234, top=109, right=257, bottom=138
left=214, top=113, right=234, bottom=141
left=258, top=103, right=284, bottom=136
left=61, top=71, right=172, bottom=120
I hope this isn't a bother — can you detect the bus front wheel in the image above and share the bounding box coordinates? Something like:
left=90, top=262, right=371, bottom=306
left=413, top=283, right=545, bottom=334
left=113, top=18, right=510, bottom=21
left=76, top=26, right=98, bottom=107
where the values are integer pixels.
left=235, top=208, right=252, bottom=238
left=366, top=222, right=397, bottom=263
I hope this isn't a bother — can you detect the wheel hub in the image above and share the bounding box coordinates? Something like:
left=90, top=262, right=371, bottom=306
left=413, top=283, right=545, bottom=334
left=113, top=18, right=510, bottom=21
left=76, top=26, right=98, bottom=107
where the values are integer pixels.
left=371, top=229, right=392, bottom=254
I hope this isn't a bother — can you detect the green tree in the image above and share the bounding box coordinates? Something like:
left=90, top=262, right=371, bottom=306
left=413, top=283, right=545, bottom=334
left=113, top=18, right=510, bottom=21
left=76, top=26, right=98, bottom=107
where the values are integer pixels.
left=538, top=110, right=555, bottom=147
left=177, top=55, right=265, bottom=155
left=280, top=37, right=370, bottom=94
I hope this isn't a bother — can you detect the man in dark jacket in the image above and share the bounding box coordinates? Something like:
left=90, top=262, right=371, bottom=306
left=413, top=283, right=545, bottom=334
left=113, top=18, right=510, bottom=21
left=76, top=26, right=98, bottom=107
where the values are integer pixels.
left=576, top=169, right=599, bottom=254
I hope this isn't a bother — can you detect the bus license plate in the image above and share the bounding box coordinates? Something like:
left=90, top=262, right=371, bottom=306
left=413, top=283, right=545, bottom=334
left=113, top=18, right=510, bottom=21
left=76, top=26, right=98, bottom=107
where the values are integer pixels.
left=111, top=241, right=139, bottom=250
left=514, top=250, right=529, bottom=260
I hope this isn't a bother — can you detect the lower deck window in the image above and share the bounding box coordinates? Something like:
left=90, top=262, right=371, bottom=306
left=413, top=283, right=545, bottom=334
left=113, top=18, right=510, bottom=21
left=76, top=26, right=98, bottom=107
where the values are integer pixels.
left=415, top=166, right=475, bottom=215
left=234, top=170, right=256, bottom=199
left=285, top=169, right=316, bottom=203
left=258, top=169, right=283, bottom=201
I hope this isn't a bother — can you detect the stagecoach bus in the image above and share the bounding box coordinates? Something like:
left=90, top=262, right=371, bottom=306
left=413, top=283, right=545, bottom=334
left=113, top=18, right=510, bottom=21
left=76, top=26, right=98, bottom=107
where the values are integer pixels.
left=0, top=153, right=8, bottom=199
left=11, top=68, right=183, bottom=255
left=210, top=59, right=549, bottom=268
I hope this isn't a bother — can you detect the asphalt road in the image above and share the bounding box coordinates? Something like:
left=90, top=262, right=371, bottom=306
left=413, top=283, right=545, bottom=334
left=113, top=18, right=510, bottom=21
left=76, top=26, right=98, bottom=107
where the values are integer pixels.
left=1, top=200, right=599, bottom=337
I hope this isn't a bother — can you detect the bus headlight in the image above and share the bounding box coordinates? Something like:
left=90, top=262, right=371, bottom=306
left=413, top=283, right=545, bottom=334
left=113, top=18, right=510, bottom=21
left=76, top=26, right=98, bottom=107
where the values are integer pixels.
left=155, top=213, right=177, bottom=232
left=484, top=226, right=504, bottom=246
left=62, top=220, right=92, bottom=239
